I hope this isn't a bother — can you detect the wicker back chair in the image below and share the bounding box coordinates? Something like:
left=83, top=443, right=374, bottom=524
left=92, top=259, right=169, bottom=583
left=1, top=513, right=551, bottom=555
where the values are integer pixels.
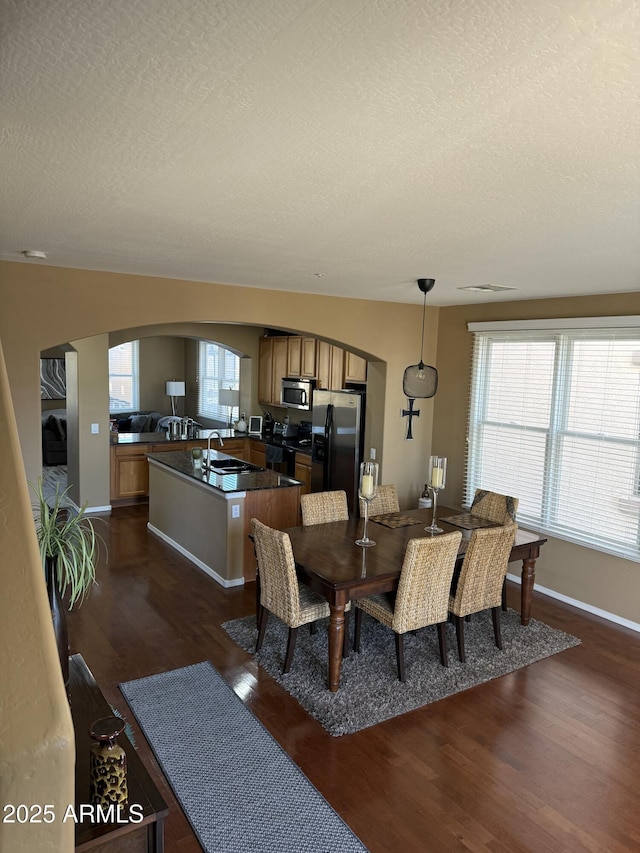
left=300, top=490, right=349, bottom=525
left=449, top=523, right=517, bottom=663
left=251, top=519, right=349, bottom=672
left=471, top=489, right=519, bottom=524
left=360, top=484, right=400, bottom=517
left=353, top=531, right=462, bottom=681
left=471, top=490, right=519, bottom=610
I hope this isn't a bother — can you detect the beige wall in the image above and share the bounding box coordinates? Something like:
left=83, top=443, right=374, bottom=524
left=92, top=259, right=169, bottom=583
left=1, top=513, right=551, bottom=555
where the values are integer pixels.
left=1, top=260, right=639, bottom=849
left=1, top=262, right=438, bottom=510
left=0, top=340, right=75, bottom=852
left=434, top=291, right=640, bottom=625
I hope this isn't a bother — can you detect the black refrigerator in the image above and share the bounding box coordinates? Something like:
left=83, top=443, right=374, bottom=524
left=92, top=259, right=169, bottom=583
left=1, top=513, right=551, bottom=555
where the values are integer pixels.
left=311, top=389, right=365, bottom=516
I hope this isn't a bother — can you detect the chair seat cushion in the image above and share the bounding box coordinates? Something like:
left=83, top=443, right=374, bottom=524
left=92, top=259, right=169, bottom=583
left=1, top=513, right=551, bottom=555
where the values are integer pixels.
left=295, top=582, right=351, bottom=628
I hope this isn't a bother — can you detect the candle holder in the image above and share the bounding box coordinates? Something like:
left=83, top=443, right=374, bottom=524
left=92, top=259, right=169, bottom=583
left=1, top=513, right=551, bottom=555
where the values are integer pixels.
left=356, top=460, right=379, bottom=547
left=425, top=455, right=447, bottom=534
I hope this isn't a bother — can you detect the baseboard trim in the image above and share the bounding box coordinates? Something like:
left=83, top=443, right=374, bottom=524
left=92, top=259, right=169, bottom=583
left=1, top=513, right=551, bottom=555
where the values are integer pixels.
left=147, top=523, right=244, bottom=589
left=506, top=571, right=640, bottom=634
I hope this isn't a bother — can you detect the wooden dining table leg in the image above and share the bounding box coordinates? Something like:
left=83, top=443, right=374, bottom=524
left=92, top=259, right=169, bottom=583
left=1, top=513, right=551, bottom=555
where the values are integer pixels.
left=328, top=603, right=347, bottom=692
left=520, top=554, right=537, bottom=626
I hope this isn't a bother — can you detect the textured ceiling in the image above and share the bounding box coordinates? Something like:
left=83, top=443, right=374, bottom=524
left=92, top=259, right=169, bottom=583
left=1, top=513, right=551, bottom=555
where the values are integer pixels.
left=1, top=0, right=638, bottom=306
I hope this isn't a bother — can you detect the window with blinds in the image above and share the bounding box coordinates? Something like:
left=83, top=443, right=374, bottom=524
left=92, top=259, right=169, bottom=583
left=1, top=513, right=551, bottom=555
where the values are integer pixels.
left=197, top=341, right=240, bottom=422
left=466, top=325, right=640, bottom=561
left=108, top=341, right=139, bottom=411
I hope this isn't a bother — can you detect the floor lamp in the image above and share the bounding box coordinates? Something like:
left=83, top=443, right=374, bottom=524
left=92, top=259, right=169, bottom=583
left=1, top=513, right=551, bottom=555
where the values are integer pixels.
left=166, top=380, right=186, bottom=417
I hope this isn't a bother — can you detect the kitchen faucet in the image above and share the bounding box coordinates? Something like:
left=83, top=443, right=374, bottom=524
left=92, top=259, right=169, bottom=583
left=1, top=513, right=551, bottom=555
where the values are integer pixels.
left=205, top=430, right=224, bottom=469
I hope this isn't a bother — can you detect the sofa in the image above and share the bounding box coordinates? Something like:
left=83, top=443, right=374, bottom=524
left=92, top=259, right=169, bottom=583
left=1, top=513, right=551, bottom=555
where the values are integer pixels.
left=113, top=411, right=175, bottom=433
left=42, top=409, right=68, bottom=466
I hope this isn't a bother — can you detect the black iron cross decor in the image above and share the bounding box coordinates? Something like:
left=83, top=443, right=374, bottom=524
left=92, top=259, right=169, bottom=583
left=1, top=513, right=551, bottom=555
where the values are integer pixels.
left=402, top=398, right=420, bottom=440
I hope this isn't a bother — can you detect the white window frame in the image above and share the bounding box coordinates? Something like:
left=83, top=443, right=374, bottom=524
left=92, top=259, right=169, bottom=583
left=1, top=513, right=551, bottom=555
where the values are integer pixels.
left=466, top=317, right=640, bottom=562
left=108, top=341, right=139, bottom=412
left=197, top=341, right=240, bottom=423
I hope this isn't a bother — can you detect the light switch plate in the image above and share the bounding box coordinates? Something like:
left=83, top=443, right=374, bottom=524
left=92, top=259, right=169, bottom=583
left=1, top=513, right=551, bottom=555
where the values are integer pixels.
left=91, top=423, right=99, bottom=434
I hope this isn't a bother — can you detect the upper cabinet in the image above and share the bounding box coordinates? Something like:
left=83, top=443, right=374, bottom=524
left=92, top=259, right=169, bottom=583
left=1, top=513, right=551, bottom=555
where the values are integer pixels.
left=258, top=336, right=288, bottom=405
left=316, top=341, right=345, bottom=391
left=259, top=336, right=366, bottom=402
left=286, top=336, right=317, bottom=378
left=344, top=350, right=368, bottom=384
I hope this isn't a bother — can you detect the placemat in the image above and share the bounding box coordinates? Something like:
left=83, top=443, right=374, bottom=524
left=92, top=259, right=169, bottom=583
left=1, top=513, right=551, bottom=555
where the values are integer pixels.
left=370, top=512, right=424, bottom=529
left=440, top=513, right=499, bottom=530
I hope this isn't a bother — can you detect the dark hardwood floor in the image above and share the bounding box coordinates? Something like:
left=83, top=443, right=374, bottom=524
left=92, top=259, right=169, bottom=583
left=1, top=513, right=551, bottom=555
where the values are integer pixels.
left=68, top=505, right=640, bottom=852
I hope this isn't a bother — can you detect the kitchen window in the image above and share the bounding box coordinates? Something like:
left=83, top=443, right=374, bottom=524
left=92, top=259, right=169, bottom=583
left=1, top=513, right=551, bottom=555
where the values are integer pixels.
left=197, top=341, right=240, bottom=423
left=466, top=318, right=640, bottom=562
left=109, top=341, right=139, bottom=412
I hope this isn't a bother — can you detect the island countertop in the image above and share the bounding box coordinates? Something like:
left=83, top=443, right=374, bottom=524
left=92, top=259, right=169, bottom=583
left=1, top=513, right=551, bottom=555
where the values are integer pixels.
left=146, top=449, right=302, bottom=494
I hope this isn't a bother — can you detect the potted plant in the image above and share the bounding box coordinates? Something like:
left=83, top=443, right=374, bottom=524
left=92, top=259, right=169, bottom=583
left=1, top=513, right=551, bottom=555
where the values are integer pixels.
left=31, top=477, right=105, bottom=692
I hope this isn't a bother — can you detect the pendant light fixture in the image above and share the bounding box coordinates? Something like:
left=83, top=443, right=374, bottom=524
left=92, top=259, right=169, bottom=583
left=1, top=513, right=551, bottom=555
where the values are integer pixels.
left=402, top=278, right=438, bottom=398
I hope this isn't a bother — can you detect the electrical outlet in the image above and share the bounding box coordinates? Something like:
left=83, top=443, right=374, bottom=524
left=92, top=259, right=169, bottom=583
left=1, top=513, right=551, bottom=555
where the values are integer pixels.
left=370, top=448, right=376, bottom=460
left=231, top=505, right=240, bottom=519
left=91, top=423, right=99, bottom=434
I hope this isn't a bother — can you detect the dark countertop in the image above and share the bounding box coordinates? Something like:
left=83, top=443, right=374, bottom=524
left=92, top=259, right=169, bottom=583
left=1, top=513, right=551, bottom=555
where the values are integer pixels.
left=147, top=449, right=303, bottom=494
left=111, top=428, right=245, bottom=445
left=111, top=429, right=312, bottom=455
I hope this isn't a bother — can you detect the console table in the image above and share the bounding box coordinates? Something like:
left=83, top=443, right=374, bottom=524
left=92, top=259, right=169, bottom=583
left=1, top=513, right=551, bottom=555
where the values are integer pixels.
left=70, top=654, right=168, bottom=852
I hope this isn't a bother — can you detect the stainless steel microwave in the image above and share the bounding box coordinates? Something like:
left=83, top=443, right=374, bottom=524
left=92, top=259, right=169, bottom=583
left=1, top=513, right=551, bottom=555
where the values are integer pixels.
left=281, top=378, right=315, bottom=410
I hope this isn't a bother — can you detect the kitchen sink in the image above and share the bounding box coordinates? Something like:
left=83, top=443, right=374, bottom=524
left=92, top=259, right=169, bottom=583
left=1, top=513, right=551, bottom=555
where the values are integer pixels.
left=208, top=459, right=262, bottom=474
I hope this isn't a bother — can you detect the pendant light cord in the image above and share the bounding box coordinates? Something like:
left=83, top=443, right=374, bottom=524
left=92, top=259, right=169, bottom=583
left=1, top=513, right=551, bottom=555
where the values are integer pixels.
left=419, top=286, right=426, bottom=366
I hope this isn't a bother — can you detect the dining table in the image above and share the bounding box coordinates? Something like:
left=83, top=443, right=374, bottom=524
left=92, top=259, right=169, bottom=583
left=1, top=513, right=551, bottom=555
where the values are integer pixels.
left=283, top=506, right=547, bottom=691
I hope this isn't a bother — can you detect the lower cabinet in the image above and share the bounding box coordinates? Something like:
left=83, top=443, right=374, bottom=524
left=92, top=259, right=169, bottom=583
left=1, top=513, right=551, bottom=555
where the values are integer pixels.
left=294, top=452, right=312, bottom=496
left=110, top=445, right=149, bottom=502
left=111, top=436, right=251, bottom=503
left=249, top=440, right=267, bottom=468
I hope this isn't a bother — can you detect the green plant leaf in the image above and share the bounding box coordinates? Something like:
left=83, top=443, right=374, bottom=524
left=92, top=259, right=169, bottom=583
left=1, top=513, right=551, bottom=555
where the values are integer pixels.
left=30, top=477, right=106, bottom=609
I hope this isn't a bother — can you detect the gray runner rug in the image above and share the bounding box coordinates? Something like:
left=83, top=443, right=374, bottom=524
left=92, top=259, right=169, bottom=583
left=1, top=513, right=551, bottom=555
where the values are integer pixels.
left=223, top=608, right=580, bottom=736
left=120, top=661, right=368, bottom=853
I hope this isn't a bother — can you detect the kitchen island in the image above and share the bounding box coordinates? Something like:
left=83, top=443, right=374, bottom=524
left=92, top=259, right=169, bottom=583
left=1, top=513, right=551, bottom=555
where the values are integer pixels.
left=147, top=449, right=301, bottom=586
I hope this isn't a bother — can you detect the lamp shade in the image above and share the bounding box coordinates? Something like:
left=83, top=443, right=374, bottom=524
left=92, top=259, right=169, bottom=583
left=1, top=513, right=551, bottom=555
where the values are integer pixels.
left=219, top=388, right=240, bottom=407
left=165, top=381, right=185, bottom=397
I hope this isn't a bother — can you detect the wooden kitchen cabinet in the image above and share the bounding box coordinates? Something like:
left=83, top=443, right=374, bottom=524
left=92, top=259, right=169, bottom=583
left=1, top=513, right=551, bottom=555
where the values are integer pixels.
left=295, top=452, right=312, bottom=495
left=214, top=437, right=249, bottom=460
left=316, top=341, right=345, bottom=390
left=344, top=350, right=367, bottom=383
left=260, top=334, right=365, bottom=396
left=287, top=336, right=317, bottom=378
left=110, top=444, right=149, bottom=502
left=258, top=336, right=288, bottom=405
left=250, top=440, right=267, bottom=468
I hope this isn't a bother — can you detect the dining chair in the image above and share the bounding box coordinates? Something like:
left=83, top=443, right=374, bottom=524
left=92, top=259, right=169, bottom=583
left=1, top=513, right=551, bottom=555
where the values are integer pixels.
left=448, top=523, right=518, bottom=663
left=251, top=518, right=350, bottom=672
left=471, top=489, right=519, bottom=609
left=353, top=531, right=462, bottom=681
left=300, top=490, right=349, bottom=525
left=471, top=489, right=519, bottom=524
left=359, top=484, right=400, bottom=517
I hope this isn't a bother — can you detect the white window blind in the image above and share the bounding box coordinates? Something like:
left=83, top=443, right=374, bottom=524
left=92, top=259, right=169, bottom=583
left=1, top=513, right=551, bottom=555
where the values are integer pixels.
left=108, top=341, right=139, bottom=411
left=466, top=326, right=640, bottom=561
left=197, top=341, right=240, bottom=422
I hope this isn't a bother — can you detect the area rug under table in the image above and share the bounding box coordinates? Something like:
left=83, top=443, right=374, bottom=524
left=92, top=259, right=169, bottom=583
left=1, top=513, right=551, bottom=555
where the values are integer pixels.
left=223, top=609, right=580, bottom=737
left=120, top=661, right=368, bottom=853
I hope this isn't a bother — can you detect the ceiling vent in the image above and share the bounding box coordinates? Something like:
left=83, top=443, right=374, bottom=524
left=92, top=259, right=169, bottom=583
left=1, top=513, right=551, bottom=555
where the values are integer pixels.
left=459, top=284, right=518, bottom=293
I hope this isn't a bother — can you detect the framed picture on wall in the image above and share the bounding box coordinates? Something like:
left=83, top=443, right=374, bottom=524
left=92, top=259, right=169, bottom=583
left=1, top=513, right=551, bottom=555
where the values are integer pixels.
left=40, top=358, right=66, bottom=400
